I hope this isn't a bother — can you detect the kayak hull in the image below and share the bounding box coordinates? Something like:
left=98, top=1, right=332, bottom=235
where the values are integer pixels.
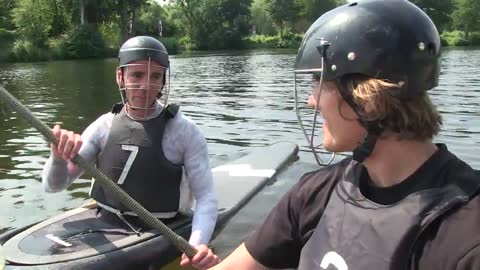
left=1, top=142, right=299, bottom=269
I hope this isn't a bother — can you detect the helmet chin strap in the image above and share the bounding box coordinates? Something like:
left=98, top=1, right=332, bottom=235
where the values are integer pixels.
left=335, top=78, right=383, bottom=163
left=127, top=99, right=157, bottom=111
left=352, top=124, right=382, bottom=163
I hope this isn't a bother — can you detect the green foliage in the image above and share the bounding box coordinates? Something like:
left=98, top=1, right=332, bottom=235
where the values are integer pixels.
left=134, top=4, right=166, bottom=36
left=298, top=0, right=337, bottom=25
left=48, top=37, right=69, bottom=59
left=98, top=21, right=122, bottom=49
left=277, top=31, right=302, bottom=48
left=1, top=0, right=479, bottom=63
left=0, top=28, right=14, bottom=62
left=173, top=0, right=252, bottom=50
left=11, top=0, right=53, bottom=48
left=162, top=5, right=186, bottom=37
left=471, top=32, right=480, bottom=46
left=244, top=32, right=302, bottom=48
left=49, top=0, right=71, bottom=36
left=11, top=39, right=49, bottom=62
left=64, top=25, right=107, bottom=59
left=0, top=28, right=15, bottom=40
left=0, top=0, right=16, bottom=30
left=159, top=36, right=179, bottom=54
left=452, top=0, right=480, bottom=39
left=267, top=0, right=299, bottom=36
left=178, top=36, right=197, bottom=50
left=441, top=30, right=470, bottom=46
left=245, top=34, right=282, bottom=48
left=250, top=0, right=275, bottom=35
left=410, top=0, right=454, bottom=32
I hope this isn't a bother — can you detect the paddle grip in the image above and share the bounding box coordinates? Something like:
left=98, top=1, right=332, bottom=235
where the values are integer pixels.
left=0, top=85, right=198, bottom=258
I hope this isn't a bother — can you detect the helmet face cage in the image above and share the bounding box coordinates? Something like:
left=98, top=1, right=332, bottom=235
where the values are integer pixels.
left=118, top=58, right=170, bottom=120
left=294, top=55, right=335, bottom=166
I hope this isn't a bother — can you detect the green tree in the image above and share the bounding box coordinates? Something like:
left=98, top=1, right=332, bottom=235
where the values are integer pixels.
left=162, top=4, right=186, bottom=37
left=134, top=3, right=166, bottom=36
left=49, top=0, right=71, bottom=36
left=410, top=0, right=454, bottom=32
left=293, top=0, right=340, bottom=33
left=267, top=0, right=299, bottom=37
left=12, top=0, right=53, bottom=47
left=250, top=0, right=275, bottom=35
left=298, top=0, right=337, bottom=24
left=451, top=0, right=480, bottom=40
left=0, top=0, right=16, bottom=30
left=119, top=0, right=150, bottom=40
left=174, top=0, right=205, bottom=43
left=173, top=0, right=251, bottom=49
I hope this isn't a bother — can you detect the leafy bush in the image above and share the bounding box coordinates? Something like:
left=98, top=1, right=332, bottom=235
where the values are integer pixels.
left=442, top=31, right=470, bottom=46
left=277, top=31, right=302, bottom=48
left=470, top=32, right=480, bottom=46
left=64, top=25, right=107, bottom=59
left=11, top=40, right=48, bottom=62
left=0, top=28, right=15, bottom=40
left=244, top=32, right=303, bottom=49
left=48, top=37, right=68, bottom=59
left=98, top=22, right=121, bottom=50
left=0, top=29, right=15, bottom=62
left=244, top=34, right=281, bottom=48
left=159, top=37, right=179, bottom=54
left=178, top=36, right=197, bottom=51
left=11, top=0, right=51, bottom=48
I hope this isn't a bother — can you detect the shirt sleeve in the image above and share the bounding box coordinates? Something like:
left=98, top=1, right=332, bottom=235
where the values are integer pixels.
left=244, top=180, right=304, bottom=269
left=42, top=114, right=110, bottom=192
left=179, top=115, right=218, bottom=246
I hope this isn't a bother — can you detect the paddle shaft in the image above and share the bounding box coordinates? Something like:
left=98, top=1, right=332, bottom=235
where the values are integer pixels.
left=0, top=85, right=197, bottom=258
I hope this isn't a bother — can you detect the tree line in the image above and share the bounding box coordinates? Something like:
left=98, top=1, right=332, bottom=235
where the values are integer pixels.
left=0, top=0, right=478, bottom=62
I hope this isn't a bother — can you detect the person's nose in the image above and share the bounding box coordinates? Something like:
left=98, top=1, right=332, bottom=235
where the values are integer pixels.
left=308, top=94, right=317, bottom=108
left=137, top=78, right=149, bottom=90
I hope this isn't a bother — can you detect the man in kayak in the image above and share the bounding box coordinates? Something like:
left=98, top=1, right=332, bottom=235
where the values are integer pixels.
left=209, top=0, right=480, bottom=269
left=42, top=36, right=219, bottom=269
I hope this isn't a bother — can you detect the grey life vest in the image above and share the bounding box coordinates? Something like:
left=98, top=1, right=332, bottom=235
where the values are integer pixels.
left=298, top=161, right=477, bottom=270
left=90, top=104, right=183, bottom=218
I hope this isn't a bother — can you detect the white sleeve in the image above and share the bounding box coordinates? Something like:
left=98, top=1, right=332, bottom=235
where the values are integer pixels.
left=42, top=114, right=112, bottom=193
left=180, top=117, right=218, bottom=246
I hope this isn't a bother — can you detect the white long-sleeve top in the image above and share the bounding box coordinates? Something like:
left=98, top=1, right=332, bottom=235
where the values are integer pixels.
left=42, top=101, right=218, bottom=246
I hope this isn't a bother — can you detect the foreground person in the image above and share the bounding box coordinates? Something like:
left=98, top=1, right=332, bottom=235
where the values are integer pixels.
left=209, top=0, right=480, bottom=269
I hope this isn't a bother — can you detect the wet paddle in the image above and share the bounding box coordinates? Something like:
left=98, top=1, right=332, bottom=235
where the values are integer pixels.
left=0, top=84, right=197, bottom=258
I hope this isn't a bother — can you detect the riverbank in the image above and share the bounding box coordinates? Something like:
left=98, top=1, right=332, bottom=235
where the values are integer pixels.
left=1, top=30, right=478, bottom=63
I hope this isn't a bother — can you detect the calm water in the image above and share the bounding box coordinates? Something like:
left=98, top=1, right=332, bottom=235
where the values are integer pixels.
left=0, top=48, right=479, bottom=265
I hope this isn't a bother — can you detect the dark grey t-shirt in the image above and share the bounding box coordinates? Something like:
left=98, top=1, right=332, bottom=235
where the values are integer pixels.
left=245, top=144, right=480, bottom=269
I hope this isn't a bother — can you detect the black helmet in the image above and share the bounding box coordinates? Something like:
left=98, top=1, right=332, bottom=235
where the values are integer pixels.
left=295, top=0, right=441, bottom=98
left=118, top=36, right=169, bottom=68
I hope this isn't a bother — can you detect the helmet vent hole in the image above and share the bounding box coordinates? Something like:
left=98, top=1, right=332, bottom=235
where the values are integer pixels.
left=427, top=43, right=436, bottom=55
left=348, top=2, right=358, bottom=7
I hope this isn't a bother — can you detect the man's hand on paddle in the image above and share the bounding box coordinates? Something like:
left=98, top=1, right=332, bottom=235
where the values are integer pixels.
left=180, top=244, right=220, bottom=270
left=51, top=124, right=82, bottom=160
